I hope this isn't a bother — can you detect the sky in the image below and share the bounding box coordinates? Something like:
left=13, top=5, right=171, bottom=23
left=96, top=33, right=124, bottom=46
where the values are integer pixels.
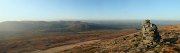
left=0, top=0, right=180, bottom=21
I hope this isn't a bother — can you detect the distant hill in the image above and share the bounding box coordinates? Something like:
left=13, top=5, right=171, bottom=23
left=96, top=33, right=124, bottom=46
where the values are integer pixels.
left=0, top=21, right=140, bottom=33
left=0, top=20, right=180, bottom=36
left=0, top=21, right=90, bottom=34
left=0, top=20, right=141, bottom=40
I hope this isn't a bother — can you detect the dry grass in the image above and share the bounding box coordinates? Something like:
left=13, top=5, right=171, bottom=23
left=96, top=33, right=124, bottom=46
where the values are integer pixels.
left=0, top=29, right=138, bottom=53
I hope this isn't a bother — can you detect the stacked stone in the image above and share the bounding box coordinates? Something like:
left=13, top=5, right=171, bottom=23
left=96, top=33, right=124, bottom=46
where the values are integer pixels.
left=142, top=20, right=161, bottom=49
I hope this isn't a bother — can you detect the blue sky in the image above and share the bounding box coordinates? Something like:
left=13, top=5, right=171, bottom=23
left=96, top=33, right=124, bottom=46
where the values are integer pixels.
left=0, top=0, right=180, bottom=21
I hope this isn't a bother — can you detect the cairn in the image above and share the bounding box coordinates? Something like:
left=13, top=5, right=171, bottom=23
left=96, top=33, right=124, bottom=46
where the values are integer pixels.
left=142, top=20, right=161, bottom=49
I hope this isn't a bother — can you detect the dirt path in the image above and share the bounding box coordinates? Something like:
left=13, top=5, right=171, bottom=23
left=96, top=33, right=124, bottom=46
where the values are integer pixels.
left=31, top=40, right=100, bottom=53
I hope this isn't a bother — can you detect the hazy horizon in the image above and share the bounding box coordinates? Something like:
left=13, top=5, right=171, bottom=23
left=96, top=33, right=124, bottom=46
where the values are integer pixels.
left=1, top=0, right=180, bottom=21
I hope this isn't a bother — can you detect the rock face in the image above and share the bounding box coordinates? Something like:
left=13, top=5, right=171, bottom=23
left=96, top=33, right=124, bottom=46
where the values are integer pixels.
left=142, top=20, right=161, bottom=49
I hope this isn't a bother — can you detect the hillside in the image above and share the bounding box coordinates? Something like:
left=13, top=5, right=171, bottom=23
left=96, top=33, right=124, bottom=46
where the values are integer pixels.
left=1, top=21, right=180, bottom=53
left=0, top=21, right=142, bottom=42
left=59, top=24, right=180, bottom=53
left=0, top=29, right=138, bottom=53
